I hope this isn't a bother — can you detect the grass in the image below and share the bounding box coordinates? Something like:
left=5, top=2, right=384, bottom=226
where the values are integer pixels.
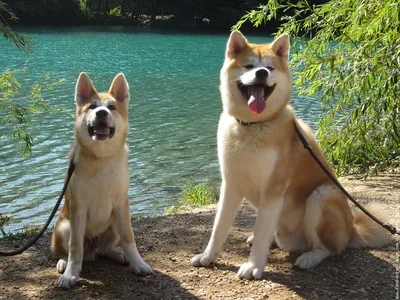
left=166, top=182, right=219, bottom=214
left=0, top=213, right=10, bottom=236
left=0, top=213, right=46, bottom=241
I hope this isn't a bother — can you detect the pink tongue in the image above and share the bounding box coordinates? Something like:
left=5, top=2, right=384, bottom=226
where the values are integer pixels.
left=247, top=86, right=266, bottom=114
left=94, top=126, right=109, bottom=135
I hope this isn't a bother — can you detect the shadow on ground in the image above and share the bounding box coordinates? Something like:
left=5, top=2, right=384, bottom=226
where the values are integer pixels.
left=0, top=198, right=398, bottom=299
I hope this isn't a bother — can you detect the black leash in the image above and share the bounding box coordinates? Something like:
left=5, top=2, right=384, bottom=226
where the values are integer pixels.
left=235, top=117, right=398, bottom=235
left=0, top=159, right=75, bottom=256
left=293, top=121, right=399, bottom=235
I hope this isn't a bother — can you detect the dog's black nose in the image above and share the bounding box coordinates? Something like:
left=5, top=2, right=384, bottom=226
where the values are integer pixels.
left=256, top=69, right=268, bottom=80
left=96, top=110, right=108, bottom=118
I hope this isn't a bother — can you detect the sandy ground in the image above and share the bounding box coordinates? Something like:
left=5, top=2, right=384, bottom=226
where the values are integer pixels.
left=0, top=174, right=399, bottom=300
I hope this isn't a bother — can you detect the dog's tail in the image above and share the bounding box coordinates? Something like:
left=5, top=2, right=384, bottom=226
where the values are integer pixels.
left=349, top=202, right=392, bottom=248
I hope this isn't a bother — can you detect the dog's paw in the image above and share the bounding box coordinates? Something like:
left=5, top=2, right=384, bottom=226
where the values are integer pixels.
left=56, top=259, right=67, bottom=274
left=295, top=249, right=330, bottom=269
left=58, top=273, right=78, bottom=289
left=237, top=262, right=263, bottom=280
left=295, top=253, right=315, bottom=269
left=295, top=251, right=323, bottom=269
left=58, top=263, right=81, bottom=289
left=246, top=235, right=254, bottom=247
left=191, top=252, right=216, bottom=267
left=129, top=260, right=153, bottom=276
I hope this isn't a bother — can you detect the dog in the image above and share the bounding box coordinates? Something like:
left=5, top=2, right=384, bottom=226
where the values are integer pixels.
left=191, top=31, right=391, bottom=280
left=51, top=73, right=153, bottom=289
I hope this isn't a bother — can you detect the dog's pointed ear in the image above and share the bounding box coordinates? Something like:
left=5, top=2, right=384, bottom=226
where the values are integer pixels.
left=271, top=33, right=290, bottom=60
left=75, top=72, right=97, bottom=106
left=109, top=73, right=130, bottom=103
left=226, top=30, right=248, bottom=60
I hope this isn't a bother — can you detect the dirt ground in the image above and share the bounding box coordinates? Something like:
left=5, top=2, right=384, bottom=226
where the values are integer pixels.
left=0, top=174, right=399, bottom=300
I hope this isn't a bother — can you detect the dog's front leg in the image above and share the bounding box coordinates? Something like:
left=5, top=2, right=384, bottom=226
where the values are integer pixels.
left=237, top=195, right=284, bottom=280
left=192, top=181, right=242, bottom=266
left=114, top=198, right=153, bottom=276
left=58, top=211, right=87, bottom=289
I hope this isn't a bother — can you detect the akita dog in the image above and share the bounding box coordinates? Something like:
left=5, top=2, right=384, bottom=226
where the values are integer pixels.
left=51, top=73, right=153, bottom=289
left=192, top=31, right=391, bottom=279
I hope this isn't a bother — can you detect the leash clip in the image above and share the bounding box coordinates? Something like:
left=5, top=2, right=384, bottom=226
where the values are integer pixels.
left=382, top=222, right=400, bottom=235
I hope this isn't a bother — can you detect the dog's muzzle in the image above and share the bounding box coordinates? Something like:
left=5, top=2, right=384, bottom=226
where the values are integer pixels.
left=237, top=81, right=276, bottom=101
left=88, top=110, right=115, bottom=141
left=236, top=80, right=276, bottom=114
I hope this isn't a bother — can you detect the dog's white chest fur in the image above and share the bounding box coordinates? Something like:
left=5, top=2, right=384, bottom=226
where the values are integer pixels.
left=218, top=114, right=278, bottom=204
left=72, top=153, right=129, bottom=237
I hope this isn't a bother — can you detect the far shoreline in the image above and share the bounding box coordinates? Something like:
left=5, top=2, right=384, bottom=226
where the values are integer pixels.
left=10, top=23, right=277, bottom=37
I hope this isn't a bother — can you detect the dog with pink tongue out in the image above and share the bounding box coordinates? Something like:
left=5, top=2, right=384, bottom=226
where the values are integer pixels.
left=191, top=31, right=391, bottom=280
left=51, top=73, right=153, bottom=289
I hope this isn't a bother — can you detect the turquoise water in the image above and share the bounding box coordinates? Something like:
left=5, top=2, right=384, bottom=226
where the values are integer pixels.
left=0, top=27, right=321, bottom=232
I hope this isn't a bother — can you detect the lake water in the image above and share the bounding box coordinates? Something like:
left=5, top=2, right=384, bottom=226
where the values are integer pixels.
left=0, top=27, right=321, bottom=232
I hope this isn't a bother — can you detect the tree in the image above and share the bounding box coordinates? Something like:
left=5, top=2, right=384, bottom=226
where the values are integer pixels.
left=0, top=1, right=32, bottom=52
left=2, top=0, right=84, bottom=25
left=234, top=0, right=400, bottom=176
left=0, top=2, right=63, bottom=156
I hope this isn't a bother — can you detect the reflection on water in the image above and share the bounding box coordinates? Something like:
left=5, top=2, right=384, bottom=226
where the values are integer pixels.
left=0, top=28, right=321, bottom=232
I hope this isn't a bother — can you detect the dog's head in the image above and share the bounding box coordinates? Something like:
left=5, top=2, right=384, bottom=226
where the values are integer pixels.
left=220, top=31, right=292, bottom=122
left=74, top=73, right=130, bottom=157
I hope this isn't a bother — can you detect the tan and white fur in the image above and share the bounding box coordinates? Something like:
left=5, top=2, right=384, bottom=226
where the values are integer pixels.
left=51, top=73, right=153, bottom=289
left=192, top=31, right=391, bottom=280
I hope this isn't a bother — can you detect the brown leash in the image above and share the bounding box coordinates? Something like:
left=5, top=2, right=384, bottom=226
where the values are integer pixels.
left=293, top=121, right=399, bottom=235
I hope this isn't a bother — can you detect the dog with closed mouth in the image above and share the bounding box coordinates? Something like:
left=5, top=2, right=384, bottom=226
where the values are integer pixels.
left=192, top=31, right=391, bottom=280
left=51, top=73, right=153, bottom=289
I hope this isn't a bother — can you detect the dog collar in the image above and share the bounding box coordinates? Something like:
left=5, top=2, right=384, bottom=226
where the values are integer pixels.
left=235, top=118, right=259, bottom=126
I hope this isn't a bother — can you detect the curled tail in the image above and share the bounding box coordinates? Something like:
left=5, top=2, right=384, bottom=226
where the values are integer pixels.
left=350, top=202, right=392, bottom=248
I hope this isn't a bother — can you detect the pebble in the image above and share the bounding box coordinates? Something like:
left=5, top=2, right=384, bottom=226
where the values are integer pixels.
left=198, top=288, right=207, bottom=296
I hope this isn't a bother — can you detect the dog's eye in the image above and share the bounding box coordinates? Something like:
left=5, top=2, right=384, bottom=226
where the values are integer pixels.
left=244, top=64, right=254, bottom=69
left=89, top=104, right=97, bottom=110
left=267, top=66, right=274, bottom=71
left=108, top=105, right=116, bottom=111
